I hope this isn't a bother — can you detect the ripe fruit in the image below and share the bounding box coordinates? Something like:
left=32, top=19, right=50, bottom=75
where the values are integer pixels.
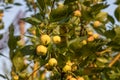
left=66, top=75, right=72, bottom=80
left=36, top=45, right=47, bottom=55
left=87, top=36, right=94, bottom=42
left=87, top=31, right=93, bottom=35
left=77, top=76, right=84, bottom=80
left=74, top=10, right=81, bottom=17
left=82, top=40, right=87, bottom=45
left=52, top=36, right=61, bottom=44
left=41, top=34, right=51, bottom=45
left=31, top=30, right=36, bottom=35
left=66, top=60, right=73, bottom=66
left=93, top=33, right=99, bottom=39
left=63, top=65, right=71, bottom=72
left=0, top=13, right=4, bottom=17
left=13, top=75, right=19, bottom=80
left=69, top=77, right=77, bottom=80
left=48, top=58, right=57, bottom=66
left=93, top=21, right=101, bottom=27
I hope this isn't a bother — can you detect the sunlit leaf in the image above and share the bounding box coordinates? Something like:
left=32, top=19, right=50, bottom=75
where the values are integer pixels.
left=21, top=17, right=41, bottom=25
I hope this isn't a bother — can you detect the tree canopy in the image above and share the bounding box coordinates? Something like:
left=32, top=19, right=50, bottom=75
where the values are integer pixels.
left=0, top=0, right=120, bottom=80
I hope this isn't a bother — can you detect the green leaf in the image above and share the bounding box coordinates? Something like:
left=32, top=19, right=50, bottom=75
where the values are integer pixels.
left=8, top=25, right=20, bottom=50
left=83, top=1, right=91, bottom=7
left=114, top=0, right=120, bottom=5
left=69, top=37, right=83, bottom=52
left=64, top=0, right=77, bottom=5
left=93, top=27, right=106, bottom=36
left=91, top=3, right=109, bottom=16
left=37, top=0, right=45, bottom=11
left=20, top=45, right=35, bottom=56
left=5, top=0, right=13, bottom=4
left=114, top=5, right=120, bottom=21
left=107, top=14, right=115, bottom=24
left=81, top=4, right=93, bottom=21
left=0, top=34, right=3, bottom=40
left=104, top=29, right=116, bottom=39
left=57, top=54, right=66, bottom=68
left=95, top=11, right=108, bottom=21
left=50, top=5, right=72, bottom=22
left=21, top=17, right=41, bottom=25
left=12, top=51, right=25, bottom=72
left=97, top=57, right=108, bottom=63
left=107, top=40, right=120, bottom=51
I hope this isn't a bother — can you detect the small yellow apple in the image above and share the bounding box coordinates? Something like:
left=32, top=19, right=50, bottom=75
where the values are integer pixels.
left=0, top=13, right=4, bottom=17
left=87, top=36, right=94, bottom=42
left=41, top=34, right=51, bottom=45
left=13, top=75, right=19, bottom=80
left=87, top=31, right=93, bottom=35
left=66, top=75, right=72, bottom=80
left=36, top=45, right=47, bottom=55
left=74, top=10, right=81, bottom=17
left=93, top=21, right=101, bottom=27
left=93, top=33, right=99, bottom=39
left=69, top=77, right=77, bottom=80
left=66, top=60, right=73, bottom=66
left=77, top=76, right=84, bottom=80
left=48, top=58, right=57, bottom=66
left=82, top=40, right=87, bottom=45
left=52, top=36, right=61, bottom=44
left=63, top=65, right=71, bottom=72
left=31, top=30, right=36, bottom=35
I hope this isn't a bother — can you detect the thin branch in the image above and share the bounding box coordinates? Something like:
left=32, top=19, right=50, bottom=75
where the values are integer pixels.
left=32, top=0, right=37, bottom=13
left=96, top=47, right=112, bottom=55
left=108, top=53, right=120, bottom=67
left=51, top=0, right=55, bottom=12
left=25, top=66, right=41, bottom=80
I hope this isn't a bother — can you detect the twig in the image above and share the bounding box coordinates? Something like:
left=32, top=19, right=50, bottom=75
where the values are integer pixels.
left=25, top=66, right=41, bottom=80
left=32, top=0, right=37, bottom=13
left=108, top=53, right=120, bottom=67
left=96, top=47, right=111, bottom=55
left=51, top=0, right=55, bottom=12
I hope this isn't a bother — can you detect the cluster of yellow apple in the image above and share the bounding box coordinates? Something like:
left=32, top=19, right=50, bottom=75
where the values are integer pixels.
left=81, top=31, right=100, bottom=45
left=36, top=34, right=61, bottom=56
left=81, top=21, right=101, bottom=45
